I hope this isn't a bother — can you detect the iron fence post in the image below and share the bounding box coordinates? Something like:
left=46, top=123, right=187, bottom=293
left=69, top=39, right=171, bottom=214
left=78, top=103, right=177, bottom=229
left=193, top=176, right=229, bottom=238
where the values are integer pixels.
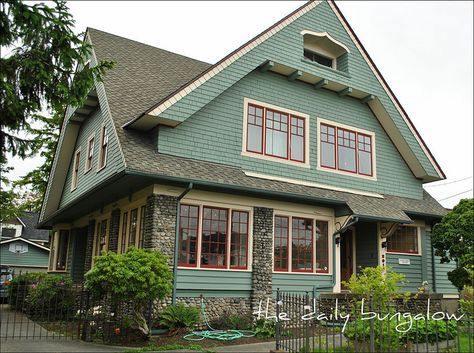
left=275, top=288, right=280, bottom=351
left=369, top=295, right=375, bottom=353
left=305, top=292, right=310, bottom=353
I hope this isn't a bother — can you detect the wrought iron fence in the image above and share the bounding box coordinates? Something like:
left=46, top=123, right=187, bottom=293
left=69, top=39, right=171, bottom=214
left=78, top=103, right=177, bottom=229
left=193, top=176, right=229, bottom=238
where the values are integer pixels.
left=275, top=289, right=473, bottom=353
left=0, top=273, right=153, bottom=343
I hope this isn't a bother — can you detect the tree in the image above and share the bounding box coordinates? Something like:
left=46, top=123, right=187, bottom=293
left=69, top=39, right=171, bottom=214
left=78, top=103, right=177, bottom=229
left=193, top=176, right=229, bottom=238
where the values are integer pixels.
left=432, top=198, right=474, bottom=290
left=85, top=248, right=173, bottom=338
left=0, top=0, right=113, bottom=163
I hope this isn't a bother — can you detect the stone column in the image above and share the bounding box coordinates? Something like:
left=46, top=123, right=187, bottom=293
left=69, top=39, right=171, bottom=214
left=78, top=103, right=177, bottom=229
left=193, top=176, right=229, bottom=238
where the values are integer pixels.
left=251, top=207, right=274, bottom=309
left=84, top=219, right=95, bottom=272
left=107, top=209, right=121, bottom=252
left=143, top=194, right=178, bottom=265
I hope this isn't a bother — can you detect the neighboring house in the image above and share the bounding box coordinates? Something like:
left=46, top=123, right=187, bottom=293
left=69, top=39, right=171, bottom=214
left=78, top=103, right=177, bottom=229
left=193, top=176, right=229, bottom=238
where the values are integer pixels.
left=1, top=212, right=50, bottom=273
left=39, top=0, right=457, bottom=312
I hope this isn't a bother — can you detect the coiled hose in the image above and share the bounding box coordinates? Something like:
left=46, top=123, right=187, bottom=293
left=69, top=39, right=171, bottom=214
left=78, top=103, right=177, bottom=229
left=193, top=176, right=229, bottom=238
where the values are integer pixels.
left=183, top=297, right=256, bottom=341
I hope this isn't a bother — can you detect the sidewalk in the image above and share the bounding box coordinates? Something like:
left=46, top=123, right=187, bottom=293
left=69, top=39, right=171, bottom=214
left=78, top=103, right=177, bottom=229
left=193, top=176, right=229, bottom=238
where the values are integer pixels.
left=0, top=339, right=127, bottom=353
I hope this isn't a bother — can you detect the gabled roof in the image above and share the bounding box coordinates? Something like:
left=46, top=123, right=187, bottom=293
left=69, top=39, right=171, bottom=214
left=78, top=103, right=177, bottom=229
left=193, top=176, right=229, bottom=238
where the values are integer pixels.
left=18, top=212, right=50, bottom=241
left=0, top=237, right=50, bottom=252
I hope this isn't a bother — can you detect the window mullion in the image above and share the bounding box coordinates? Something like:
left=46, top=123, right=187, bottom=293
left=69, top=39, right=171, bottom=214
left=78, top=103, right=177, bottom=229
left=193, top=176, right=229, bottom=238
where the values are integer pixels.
left=227, top=208, right=232, bottom=270
left=288, top=216, right=292, bottom=273
left=312, top=219, right=316, bottom=274
left=196, top=205, right=203, bottom=269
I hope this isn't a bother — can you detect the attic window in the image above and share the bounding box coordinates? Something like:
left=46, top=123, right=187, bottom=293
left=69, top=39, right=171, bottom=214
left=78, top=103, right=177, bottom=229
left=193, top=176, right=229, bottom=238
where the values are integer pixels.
left=301, top=30, right=350, bottom=72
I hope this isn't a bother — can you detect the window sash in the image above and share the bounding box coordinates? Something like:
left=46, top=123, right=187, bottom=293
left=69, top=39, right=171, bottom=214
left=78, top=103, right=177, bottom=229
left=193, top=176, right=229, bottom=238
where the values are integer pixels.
left=56, top=230, right=69, bottom=270
left=86, top=137, right=94, bottom=170
left=387, top=226, right=419, bottom=254
left=246, top=103, right=306, bottom=163
left=320, top=123, right=373, bottom=177
left=201, top=207, right=228, bottom=268
left=274, top=216, right=289, bottom=271
left=315, top=221, right=329, bottom=273
left=230, top=211, right=249, bottom=269
left=291, top=217, right=314, bottom=272
left=178, top=204, right=199, bottom=267
left=99, top=126, right=107, bottom=169
left=72, top=150, right=80, bottom=189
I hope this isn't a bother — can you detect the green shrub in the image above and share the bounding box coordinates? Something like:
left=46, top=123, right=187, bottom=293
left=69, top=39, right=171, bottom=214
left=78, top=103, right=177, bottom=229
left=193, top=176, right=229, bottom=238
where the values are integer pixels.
left=459, top=285, right=474, bottom=318
left=209, top=313, right=253, bottom=330
left=255, top=318, right=276, bottom=338
left=159, top=303, right=200, bottom=334
left=26, top=275, right=73, bottom=318
left=7, top=272, right=46, bottom=310
left=85, top=247, right=173, bottom=338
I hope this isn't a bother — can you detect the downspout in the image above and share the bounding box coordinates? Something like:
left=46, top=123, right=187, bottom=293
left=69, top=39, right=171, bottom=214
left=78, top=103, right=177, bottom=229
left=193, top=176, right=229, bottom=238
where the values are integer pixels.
left=430, top=234, right=437, bottom=294
left=313, top=216, right=359, bottom=296
left=172, top=183, right=193, bottom=305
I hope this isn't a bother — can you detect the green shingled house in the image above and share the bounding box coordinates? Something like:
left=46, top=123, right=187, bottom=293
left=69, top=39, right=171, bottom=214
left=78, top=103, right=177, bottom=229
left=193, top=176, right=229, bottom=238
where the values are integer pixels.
left=39, top=0, right=457, bottom=310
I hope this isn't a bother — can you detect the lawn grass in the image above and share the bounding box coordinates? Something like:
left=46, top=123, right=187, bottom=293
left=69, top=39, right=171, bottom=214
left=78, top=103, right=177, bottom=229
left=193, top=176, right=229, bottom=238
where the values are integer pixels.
left=125, top=343, right=214, bottom=352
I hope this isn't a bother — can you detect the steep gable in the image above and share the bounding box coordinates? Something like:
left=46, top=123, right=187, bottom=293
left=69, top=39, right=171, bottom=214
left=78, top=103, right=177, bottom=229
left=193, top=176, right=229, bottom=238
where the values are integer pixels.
left=125, top=0, right=444, bottom=182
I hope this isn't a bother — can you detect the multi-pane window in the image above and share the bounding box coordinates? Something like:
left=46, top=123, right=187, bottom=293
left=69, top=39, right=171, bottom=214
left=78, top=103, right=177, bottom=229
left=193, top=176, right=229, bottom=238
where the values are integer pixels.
left=303, top=49, right=333, bottom=68
left=274, top=216, right=330, bottom=274
left=85, top=136, right=95, bottom=172
left=387, top=226, right=419, bottom=254
left=56, top=230, right=69, bottom=270
left=201, top=207, right=228, bottom=268
left=95, top=220, right=108, bottom=256
left=230, top=211, right=249, bottom=269
left=320, top=122, right=374, bottom=177
left=178, top=204, right=250, bottom=270
left=98, top=126, right=108, bottom=169
left=246, top=103, right=306, bottom=163
left=178, top=205, right=199, bottom=267
left=292, top=218, right=313, bottom=272
left=71, top=149, right=81, bottom=190
left=119, top=206, right=146, bottom=253
left=315, top=221, right=329, bottom=273
left=274, top=216, right=289, bottom=271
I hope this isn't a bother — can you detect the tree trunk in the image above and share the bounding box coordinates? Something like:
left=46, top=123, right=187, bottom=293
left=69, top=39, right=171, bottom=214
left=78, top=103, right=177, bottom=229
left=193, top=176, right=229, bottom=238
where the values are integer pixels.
left=132, top=302, right=150, bottom=338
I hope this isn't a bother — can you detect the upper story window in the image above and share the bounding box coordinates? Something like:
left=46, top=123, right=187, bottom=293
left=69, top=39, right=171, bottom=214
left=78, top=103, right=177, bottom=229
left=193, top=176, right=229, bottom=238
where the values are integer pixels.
left=242, top=98, right=310, bottom=167
left=274, top=215, right=330, bottom=274
left=387, top=226, right=419, bottom=255
left=178, top=203, right=250, bottom=270
left=85, top=135, right=95, bottom=172
left=318, top=118, right=376, bottom=180
left=71, top=149, right=81, bottom=191
left=301, top=30, right=350, bottom=72
left=98, top=126, right=108, bottom=170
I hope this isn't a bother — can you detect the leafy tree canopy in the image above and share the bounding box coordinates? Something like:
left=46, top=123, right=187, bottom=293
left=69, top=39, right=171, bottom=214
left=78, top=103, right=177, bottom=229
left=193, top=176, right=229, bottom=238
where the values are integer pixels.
left=432, top=198, right=474, bottom=290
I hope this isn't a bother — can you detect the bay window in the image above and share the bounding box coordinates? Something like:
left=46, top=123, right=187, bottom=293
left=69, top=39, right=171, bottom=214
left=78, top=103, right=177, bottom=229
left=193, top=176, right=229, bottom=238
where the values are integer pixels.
left=319, top=120, right=374, bottom=177
left=274, top=215, right=330, bottom=274
left=387, top=226, right=419, bottom=254
left=244, top=100, right=308, bottom=165
left=178, top=204, right=250, bottom=270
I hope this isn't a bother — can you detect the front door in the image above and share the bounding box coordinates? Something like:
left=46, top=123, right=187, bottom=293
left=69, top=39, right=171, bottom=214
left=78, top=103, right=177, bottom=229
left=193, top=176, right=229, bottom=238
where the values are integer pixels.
left=340, top=229, right=354, bottom=290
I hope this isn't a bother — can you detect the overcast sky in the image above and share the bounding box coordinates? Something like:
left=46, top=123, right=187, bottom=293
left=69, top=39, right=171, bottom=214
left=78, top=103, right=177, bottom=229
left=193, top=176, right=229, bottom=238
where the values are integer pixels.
left=9, top=1, right=473, bottom=208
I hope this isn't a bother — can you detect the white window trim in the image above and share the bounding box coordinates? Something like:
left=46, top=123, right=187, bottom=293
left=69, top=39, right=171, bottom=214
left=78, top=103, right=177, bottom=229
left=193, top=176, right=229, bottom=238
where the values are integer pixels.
left=49, top=230, right=70, bottom=272
left=316, top=117, right=377, bottom=181
left=71, top=147, right=81, bottom=191
left=84, top=133, right=95, bottom=174
left=118, top=202, right=147, bottom=253
left=272, top=210, right=334, bottom=276
left=386, top=225, right=422, bottom=256
left=177, top=198, right=254, bottom=272
left=97, top=125, right=108, bottom=172
left=241, top=97, right=310, bottom=168
left=92, top=215, right=110, bottom=264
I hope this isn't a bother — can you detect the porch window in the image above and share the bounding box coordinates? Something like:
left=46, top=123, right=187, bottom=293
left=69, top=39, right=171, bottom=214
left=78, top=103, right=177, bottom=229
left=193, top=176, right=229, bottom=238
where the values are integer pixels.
left=95, top=219, right=108, bottom=256
left=56, top=230, right=70, bottom=270
left=274, top=216, right=289, bottom=271
left=245, top=102, right=307, bottom=164
left=201, top=207, right=228, bottom=268
left=178, top=204, right=199, bottom=267
left=387, top=226, right=419, bottom=254
left=292, top=218, right=313, bottom=272
left=178, top=204, right=250, bottom=270
left=118, top=206, right=146, bottom=253
left=230, top=211, right=249, bottom=269
left=319, top=121, right=374, bottom=177
left=274, top=216, right=330, bottom=274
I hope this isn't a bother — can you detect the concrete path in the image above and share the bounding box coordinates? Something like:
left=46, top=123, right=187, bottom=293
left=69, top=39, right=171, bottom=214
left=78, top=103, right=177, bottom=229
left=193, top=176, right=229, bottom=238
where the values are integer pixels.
left=0, top=304, right=50, bottom=339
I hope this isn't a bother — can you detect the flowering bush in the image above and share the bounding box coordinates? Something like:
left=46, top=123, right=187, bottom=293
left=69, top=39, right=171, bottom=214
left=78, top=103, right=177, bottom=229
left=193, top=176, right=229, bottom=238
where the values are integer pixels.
left=7, top=272, right=46, bottom=310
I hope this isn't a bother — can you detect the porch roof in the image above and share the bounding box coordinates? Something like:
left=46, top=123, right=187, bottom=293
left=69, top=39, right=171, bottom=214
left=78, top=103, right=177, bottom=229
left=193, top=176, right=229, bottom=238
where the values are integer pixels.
left=128, top=153, right=447, bottom=222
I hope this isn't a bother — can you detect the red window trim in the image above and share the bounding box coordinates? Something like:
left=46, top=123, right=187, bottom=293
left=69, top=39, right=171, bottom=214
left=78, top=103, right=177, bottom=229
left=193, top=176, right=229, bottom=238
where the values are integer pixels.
left=320, top=123, right=337, bottom=170
left=291, top=217, right=314, bottom=273
left=246, top=103, right=306, bottom=164
left=274, top=216, right=289, bottom=272
left=387, top=226, right=419, bottom=254
left=230, top=210, right=249, bottom=270
left=290, top=116, right=306, bottom=163
left=178, top=204, right=199, bottom=268
left=320, top=123, right=374, bottom=177
left=200, top=206, right=229, bottom=269
left=315, top=220, right=329, bottom=274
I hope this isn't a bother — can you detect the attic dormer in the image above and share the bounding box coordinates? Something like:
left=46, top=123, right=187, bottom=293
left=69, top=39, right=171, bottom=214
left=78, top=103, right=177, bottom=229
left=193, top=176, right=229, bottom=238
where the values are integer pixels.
left=301, top=30, right=350, bottom=72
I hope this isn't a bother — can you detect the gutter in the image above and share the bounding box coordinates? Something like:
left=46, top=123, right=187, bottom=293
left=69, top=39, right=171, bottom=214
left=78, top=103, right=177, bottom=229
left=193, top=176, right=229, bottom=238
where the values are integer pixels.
left=172, top=182, right=193, bottom=306
left=313, top=216, right=360, bottom=296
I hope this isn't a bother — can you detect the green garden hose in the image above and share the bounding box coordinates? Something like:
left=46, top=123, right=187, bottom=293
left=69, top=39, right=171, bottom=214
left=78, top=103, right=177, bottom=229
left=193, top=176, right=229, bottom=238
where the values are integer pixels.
left=183, top=297, right=256, bottom=341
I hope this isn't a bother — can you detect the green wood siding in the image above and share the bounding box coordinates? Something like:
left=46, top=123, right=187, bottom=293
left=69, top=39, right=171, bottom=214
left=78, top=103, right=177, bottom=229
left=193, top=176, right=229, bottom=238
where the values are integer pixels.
left=176, top=269, right=252, bottom=298
left=1, top=242, right=49, bottom=268
left=156, top=1, right=438, bottom=179
left=386, top=253, right=422, bottom=293
left=272, top=273, right=332, bottom=294
left=59, top=104, right=124, bottom=208
left=158, top=70, right=422, bottom=199
left=355, top=222, right=378, bottom=272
